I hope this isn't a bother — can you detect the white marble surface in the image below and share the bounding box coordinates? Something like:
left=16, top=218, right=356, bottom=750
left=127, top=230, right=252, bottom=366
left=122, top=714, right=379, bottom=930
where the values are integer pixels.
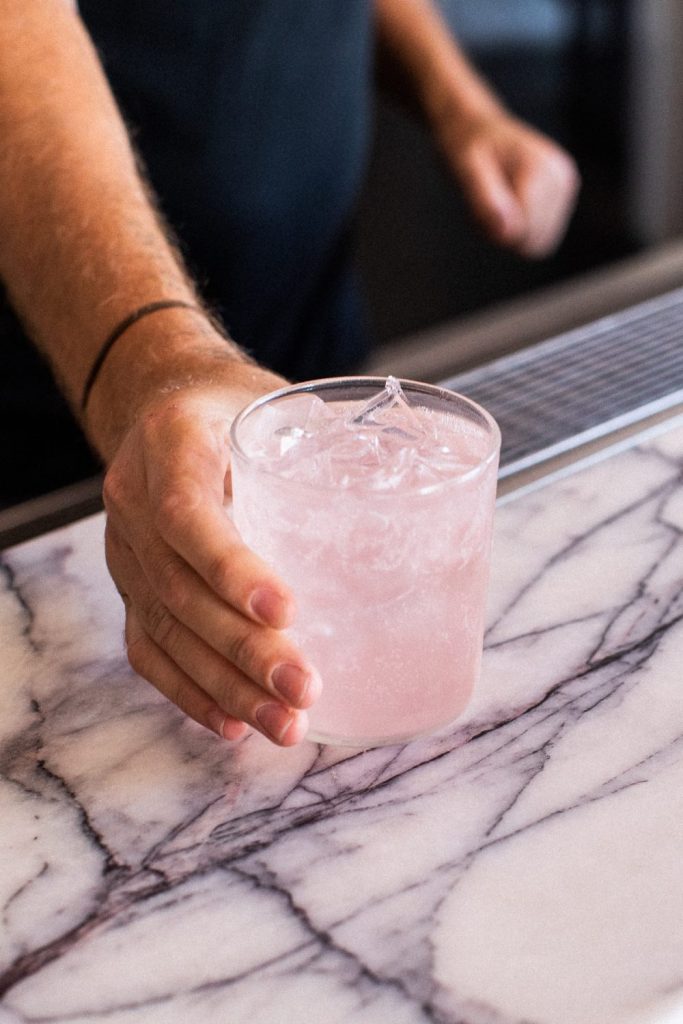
left=1, top=420, right=683, bottom=1024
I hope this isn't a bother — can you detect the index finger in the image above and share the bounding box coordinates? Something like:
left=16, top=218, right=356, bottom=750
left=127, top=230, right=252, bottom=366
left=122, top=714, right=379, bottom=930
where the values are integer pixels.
left=146, top=419, right=295, bottom=630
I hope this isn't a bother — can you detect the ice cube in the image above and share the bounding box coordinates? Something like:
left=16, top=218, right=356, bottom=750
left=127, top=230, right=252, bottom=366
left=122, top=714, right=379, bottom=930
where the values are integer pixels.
left=383, top=376, right=424, bottom=434
left=274, top=424, right=310, bottom=457
left=347, top=381, right=393, bottom=428
left=245, top=378, right=486, bottom=492
left=347, top=376, right=423, bottom=436
left=243, top=393, right=331, bottom=459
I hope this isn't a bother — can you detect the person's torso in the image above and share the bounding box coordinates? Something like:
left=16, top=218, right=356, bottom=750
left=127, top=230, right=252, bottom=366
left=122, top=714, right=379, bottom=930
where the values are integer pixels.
left=78, top=0, right=374, bottom=375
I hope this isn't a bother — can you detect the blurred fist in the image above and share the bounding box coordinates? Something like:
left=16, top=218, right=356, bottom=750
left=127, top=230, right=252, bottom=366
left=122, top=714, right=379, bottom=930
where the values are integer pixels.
left=438, top=110, right=580, bottom=258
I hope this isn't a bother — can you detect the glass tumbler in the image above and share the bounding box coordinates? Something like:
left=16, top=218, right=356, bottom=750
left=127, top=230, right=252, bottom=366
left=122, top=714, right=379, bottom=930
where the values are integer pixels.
left=230, top=376, right=500, bottom=747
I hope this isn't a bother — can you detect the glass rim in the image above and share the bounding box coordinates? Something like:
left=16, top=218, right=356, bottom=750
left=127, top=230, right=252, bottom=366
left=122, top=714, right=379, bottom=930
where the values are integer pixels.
left=229, top=375, right=501, bottom=494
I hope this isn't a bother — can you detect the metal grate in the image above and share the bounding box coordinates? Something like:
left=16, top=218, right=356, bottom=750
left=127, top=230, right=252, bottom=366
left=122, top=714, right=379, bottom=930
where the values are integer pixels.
left=442, top=286, right=683, bottom=477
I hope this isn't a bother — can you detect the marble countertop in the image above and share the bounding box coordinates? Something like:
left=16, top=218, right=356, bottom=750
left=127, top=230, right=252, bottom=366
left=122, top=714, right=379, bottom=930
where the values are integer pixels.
left=1, top=417, right=683, bottom=1024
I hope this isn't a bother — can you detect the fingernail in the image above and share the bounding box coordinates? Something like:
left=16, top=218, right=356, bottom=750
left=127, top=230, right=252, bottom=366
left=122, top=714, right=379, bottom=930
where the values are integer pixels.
left=271, top=664, right=321, bottom=707
left=207, top=709, right=227, bottom=738
left=222, top=719, right=251, bottom=742
left=255, top=702, right=295, bottom=743
left=250, top=588, right=289, bottom=628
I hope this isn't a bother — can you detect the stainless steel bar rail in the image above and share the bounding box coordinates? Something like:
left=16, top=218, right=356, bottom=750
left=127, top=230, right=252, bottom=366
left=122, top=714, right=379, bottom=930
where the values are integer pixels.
left=443, top=285, right=683, bottom=482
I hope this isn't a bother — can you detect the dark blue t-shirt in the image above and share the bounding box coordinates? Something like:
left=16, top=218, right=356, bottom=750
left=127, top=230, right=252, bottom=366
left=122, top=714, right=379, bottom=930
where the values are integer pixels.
left=78, top=0, right=374, bottom=378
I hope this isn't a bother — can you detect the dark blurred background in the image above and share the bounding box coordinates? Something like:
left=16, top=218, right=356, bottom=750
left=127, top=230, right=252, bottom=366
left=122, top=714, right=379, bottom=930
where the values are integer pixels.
left=357, top=0, right=681, bottom=346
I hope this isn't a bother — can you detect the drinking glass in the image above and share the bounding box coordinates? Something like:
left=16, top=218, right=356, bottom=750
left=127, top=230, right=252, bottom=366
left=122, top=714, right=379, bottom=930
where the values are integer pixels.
left=230, top=377, right=500, bottom=747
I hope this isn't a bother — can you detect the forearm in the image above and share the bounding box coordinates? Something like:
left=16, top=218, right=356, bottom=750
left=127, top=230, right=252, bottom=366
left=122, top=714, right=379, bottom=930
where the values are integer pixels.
left=374, top=0, right=504, bottom=134
left=0, top=1, right=260, bottom=461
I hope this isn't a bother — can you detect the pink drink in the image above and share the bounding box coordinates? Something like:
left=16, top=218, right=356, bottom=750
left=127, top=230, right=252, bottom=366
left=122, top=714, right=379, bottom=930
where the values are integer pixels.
left=230, top=377, right=500, bottom=747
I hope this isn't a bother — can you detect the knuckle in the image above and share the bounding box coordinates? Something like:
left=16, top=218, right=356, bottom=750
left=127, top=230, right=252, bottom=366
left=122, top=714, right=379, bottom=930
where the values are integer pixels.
left=103, top=526, right=118, bottom=575
left=206, top=549, right=237, bottom=596
left=145, top=599, right=180, bottom=651
left=212, top=673, right=242, bottom=715
left=154, top=487, right=191, bottom=536
left=223, top=627, right=257, bottom=675
left=102, top=465, right=125, bottom=514
left=156, top=556, right=189, bottom=615
left=551, top=151, right=579, bottom=189
left=126, top=631, right=151, bottom=679
left=169, top=679, right=195, bottom=720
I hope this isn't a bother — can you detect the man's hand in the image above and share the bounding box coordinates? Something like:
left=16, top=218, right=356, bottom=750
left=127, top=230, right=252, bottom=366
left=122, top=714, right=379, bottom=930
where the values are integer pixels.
left=374, top=0, right=581, bottom=259
left=0, top=4, right=321, bottom=745
left=437, top=111, right=580, bottom=259
left=102, top=384, right=321, bottom=746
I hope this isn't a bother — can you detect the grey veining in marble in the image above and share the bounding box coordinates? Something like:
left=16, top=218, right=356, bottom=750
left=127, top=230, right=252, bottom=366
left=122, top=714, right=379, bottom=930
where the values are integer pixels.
left=1, top=421, right=683, bottom=1024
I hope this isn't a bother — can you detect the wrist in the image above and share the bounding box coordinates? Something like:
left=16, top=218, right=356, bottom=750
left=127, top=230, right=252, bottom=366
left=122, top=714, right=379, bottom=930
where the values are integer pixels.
left=80, top=300, right=201, bottom=414
left=82, top=305, right=277, bottom=462
left=420, top=55, right=506, bottom=148
left=374, top=0, right=505, bottom=142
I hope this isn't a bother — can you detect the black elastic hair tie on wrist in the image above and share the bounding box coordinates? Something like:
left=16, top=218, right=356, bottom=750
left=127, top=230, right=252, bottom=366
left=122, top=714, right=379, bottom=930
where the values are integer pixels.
left=80, top=299, right=198, bottom=412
